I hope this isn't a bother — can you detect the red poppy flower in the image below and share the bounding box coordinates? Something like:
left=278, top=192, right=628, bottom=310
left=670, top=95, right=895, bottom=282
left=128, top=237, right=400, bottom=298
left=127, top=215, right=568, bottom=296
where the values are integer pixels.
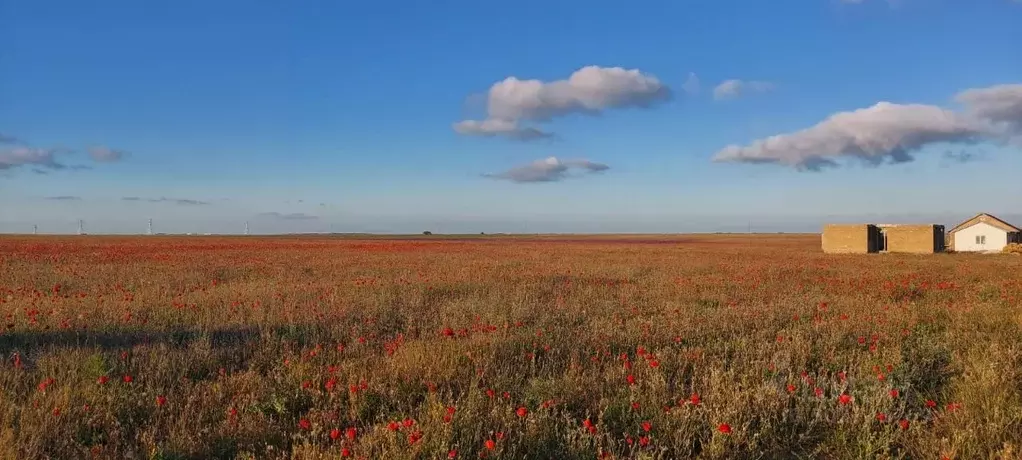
left=717, top=423, right=732, bottom=434
left=38, top=378, right=55, bottom=392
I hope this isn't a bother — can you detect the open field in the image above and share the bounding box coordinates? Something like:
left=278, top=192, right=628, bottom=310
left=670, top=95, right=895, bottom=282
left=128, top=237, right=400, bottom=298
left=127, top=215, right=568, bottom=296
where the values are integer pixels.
left=1, top=235, right=1021, bottom=459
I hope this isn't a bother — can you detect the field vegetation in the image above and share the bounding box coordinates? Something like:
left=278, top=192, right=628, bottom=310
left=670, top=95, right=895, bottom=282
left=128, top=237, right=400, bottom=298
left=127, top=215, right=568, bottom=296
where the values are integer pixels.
left=1, top=235, right=1020, bottom=459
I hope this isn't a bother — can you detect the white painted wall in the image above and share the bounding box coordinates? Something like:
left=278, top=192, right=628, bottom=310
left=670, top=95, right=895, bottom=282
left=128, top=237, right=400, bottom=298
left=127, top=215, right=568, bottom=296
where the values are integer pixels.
left=954, top=222, right=1008, bottom=252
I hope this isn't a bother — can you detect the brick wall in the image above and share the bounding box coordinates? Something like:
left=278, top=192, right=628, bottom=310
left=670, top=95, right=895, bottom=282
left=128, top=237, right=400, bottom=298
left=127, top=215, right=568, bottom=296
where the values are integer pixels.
left=822, top=224, right=875, bottom=253
left=883, top=225, right=944, bottom=254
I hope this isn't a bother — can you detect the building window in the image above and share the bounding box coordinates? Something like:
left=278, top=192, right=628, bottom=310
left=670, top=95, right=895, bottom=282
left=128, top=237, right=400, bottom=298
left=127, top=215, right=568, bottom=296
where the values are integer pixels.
left=975, top=235, right=986, bottom=245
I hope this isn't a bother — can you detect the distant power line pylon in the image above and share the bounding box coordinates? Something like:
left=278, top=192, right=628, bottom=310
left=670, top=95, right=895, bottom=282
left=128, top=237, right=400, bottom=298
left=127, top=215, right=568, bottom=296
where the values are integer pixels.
left=245, top=221, right=250, bottom=236
left=77, top=219, right=84, bottom=235
left=33, top=224, right=38, bottom=235
left=147, top=218, right=153, bottom=235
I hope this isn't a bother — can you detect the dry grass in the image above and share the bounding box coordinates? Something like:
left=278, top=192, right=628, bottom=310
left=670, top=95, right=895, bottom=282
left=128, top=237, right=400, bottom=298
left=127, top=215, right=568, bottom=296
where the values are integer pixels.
left=1, top=234, right=1021, bottom=460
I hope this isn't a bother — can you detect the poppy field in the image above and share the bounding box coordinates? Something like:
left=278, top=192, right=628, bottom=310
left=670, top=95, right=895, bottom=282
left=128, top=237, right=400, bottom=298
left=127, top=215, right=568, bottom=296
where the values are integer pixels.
left=1, top=234, right=1021, bottom=459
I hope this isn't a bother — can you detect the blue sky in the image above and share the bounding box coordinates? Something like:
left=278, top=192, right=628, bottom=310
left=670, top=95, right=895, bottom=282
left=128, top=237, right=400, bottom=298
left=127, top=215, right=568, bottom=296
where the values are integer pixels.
left=2, top=0, right=1021, bottom=234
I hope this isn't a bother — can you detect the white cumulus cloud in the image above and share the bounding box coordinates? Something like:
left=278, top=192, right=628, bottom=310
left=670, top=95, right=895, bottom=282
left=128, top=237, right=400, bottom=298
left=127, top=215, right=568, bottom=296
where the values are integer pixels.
left=712, top=102, right=990, bottom=170
left=455, top=65, right=671, bottom=140
left=956, top=83, right=1022, bottom=137
left=484, top=157, right=609, bottom=183
left=712, top=82, right=1022, bottom=170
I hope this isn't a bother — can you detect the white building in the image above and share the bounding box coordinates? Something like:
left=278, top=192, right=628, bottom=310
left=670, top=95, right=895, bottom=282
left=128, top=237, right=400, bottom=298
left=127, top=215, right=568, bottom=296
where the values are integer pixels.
left=949, top=213, right=1021, bottom=253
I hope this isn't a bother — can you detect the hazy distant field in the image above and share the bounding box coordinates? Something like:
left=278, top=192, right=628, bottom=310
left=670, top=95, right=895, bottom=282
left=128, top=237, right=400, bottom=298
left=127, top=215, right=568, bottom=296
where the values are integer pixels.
left=1, top=235, right=1020, bottom=459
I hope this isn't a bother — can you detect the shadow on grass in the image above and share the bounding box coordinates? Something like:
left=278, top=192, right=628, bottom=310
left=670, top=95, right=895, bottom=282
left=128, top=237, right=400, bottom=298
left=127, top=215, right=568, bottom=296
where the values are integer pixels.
left=0, top=324, right=327, bottom=354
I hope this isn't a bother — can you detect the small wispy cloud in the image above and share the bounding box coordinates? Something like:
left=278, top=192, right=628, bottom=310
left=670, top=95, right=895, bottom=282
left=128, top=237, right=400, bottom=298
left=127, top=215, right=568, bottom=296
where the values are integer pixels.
left=484, top=157, right=609, bottom=183
left=838, top=0, right=904, bottom=8
left=121, top=196, right=210, bottom=205
left=45, top=195, right=81, bottom=201
left=88, top=146, right=127, bottom=163
left=0, top=133, right=125, bottom=176
left=453, top=119, right=554, bottom=141
left=713, top=79, right=775, bottom=100
left=941, top=149, right=982, bottom=165
left=257, top=212, right=320, bottom=220
left=682, top=72, right=701, bottom=95
left=170, top=198, right=208, bottom=206
left=0, top=146, right=66, bottom=171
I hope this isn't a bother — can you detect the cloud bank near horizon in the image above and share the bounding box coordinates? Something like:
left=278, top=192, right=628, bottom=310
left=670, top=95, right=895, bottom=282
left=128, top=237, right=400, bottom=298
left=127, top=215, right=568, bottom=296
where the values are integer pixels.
left=256, top=212, right=320, bottom=221
left=122, top=196, right=210, bottom=206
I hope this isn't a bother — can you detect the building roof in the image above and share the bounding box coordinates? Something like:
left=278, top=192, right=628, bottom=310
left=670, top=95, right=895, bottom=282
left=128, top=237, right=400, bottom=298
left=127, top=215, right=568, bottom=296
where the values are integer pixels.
left=948, top=213, right=1021, bottom=234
